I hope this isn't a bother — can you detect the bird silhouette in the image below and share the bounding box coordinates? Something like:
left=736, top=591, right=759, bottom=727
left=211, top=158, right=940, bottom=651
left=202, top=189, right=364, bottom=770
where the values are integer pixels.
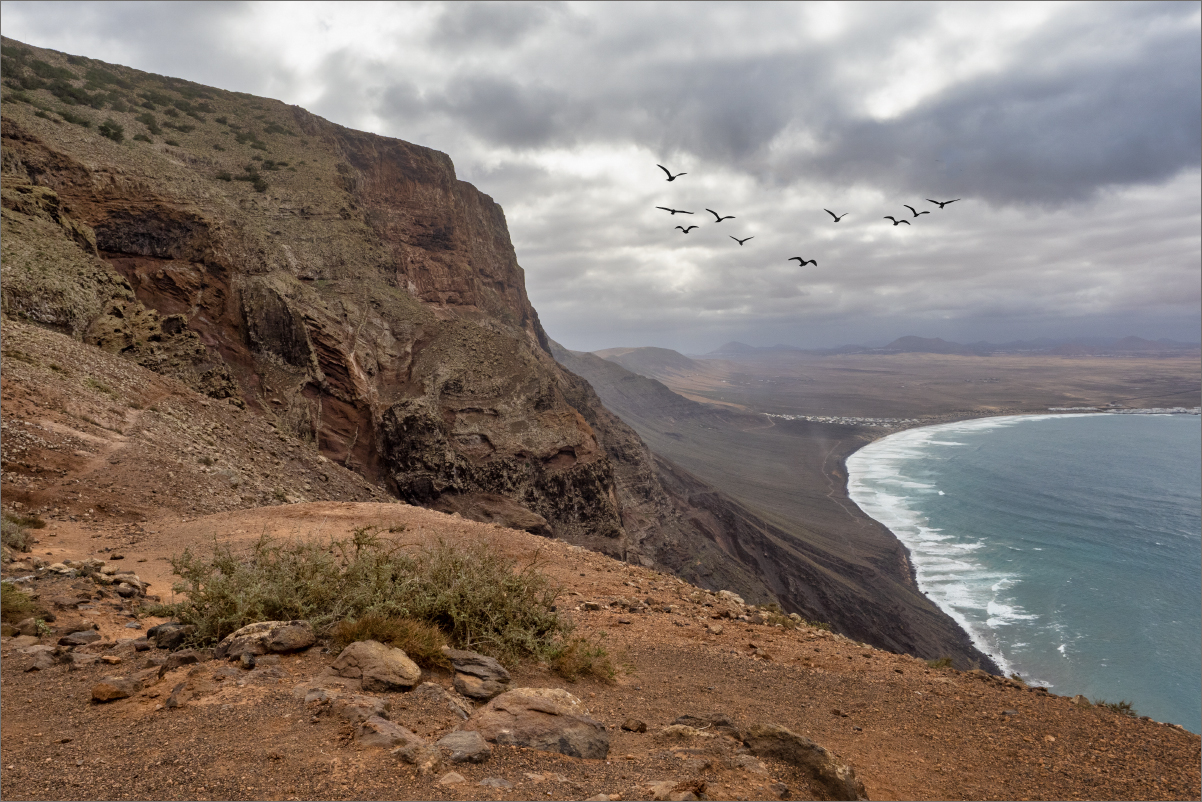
left=824, top=209, right=848, bottom=222
left=883, top=217, right=911, bottom=226
left=903, top=205, right=930, bottom=218
left=926, top=198, right=960, bottom=209
left=656, top=207, right=694, bottom=215
left=730, top=236, right=754, bottom=245
left=675, top=225, right=698, bottom=233
left=789, top=257, right=817, bottom=266
left=706, top=208, right=735, bottom=222
left=657, top=164, right=686, bottom=181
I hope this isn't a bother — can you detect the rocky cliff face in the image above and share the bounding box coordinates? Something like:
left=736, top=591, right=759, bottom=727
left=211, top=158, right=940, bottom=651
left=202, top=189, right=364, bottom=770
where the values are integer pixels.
left=0, top=37, right=995, bottom=669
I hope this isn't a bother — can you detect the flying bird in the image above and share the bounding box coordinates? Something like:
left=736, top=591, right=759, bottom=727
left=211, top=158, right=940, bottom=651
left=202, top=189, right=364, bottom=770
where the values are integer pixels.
left=675, top=225, right=698, bottom=233
left=657, top=164, right=686, bottom=181
left=926, top=198, right=960, bottom=209
left=730, top=236, right=754, bottom=245
left=903, top=205, right=930, bottom=218
left=656, top=207, right=694, bottom=215
left=789, top=257, right=817, bottom=266
left=824, top=209, right=848, bottom=222
left=706, top=208, right=735, bottom=223
left=883, top=217, right=911, bottom=226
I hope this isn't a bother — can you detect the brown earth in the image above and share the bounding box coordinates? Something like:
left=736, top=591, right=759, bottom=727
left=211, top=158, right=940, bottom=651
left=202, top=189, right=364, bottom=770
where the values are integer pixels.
left=2, top=502, right=1199, bottom=802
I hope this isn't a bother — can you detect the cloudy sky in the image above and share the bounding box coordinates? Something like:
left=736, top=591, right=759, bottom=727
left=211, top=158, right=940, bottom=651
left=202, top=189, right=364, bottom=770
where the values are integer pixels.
left=3, top=1, right=1200, bottom=351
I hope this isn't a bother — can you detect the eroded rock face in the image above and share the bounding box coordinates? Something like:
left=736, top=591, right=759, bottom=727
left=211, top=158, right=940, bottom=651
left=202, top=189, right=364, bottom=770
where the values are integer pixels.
left=461, top=687, right=609, bottom=760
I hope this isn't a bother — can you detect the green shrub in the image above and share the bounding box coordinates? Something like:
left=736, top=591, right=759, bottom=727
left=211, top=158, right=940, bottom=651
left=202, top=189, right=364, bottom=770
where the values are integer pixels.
left=133, top=133, right=152, bottom=143
left=927, top=656, right=954, bottom=669
left=29, top=59, right=75, bottom=81
left=215, top=171, right=232, bottom=181
left=1, top=583, right=36, bottom=622
left=155, top=534, right=570, bottom=663
left=135, top=112, right=161, bottom=135
left=165, top=139, right=180, bottom=147
left=58, top=108, right=91, bottom=127
left=213, top=144, right=226, bottom=151
left=98, top=118, right=124, bottom=142
left=164, top=121, right=195, bottom=133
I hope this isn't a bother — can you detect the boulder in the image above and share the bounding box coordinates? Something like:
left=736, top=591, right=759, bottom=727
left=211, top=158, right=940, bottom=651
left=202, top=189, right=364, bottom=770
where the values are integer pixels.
left=92, top=675, right=142, bottom=702
left=437, top=730, right=492, bottom=763
left=214, top=620, right=315, bottom=659
left=742, top=724, right=867, bottom=801
left=461, top=687, right=609, bottom=759
left=15, top=618, right=40, bottom=637
left=355, top=715, right=423, bottom=749
left=329, top=640, right=421, bottom=692
left=147, top=622, right=196, bottom=651
left=443, top=647, right=511, bottom=701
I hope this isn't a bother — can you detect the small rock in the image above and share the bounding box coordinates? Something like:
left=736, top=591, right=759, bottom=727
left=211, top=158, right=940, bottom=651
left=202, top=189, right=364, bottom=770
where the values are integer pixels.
left=707, top=624, right=724, bottom=635
left=437, top=730, right=492, bottom=764
left=333, top=694, right=390, bottom=724
left=124, top=622, right=142, bottom=630
left=437, top=771, right=466, bottom=786
left=15, top=618, right=40, bottom=637
left=393, top=742, right=441, bottom=775
left=743, top=724, right=866, bottom=801
left=147, top=623, right=196, bottom=651
left=621, top=718, right=647, bottom=733
left=582, top=601, right=602, bottom=611
left=769, top=781, right=790, bottom=799
left=92, top=675, right=142, bottom=702
left=355, top=715, right=423, bottom=749
left=240, top=653, right=256, bottom=671
left=132, top=639, right=151, bottom=652
left=59, top=630, right=101, bottom=647
left=101, top=655, right=122, bottom=665
left=414, top=681, right=473, bottom=719
left=443, top=647, right=511, bottom=701
left=26, top=652, right=56, bottom=672
left=478, top=777, right=513, bottom=789
left=1071, top=695, right=1092, bottom=708
left=585, top=796, right=611, bottom=802
left=1002, top=709, right=1018, bottom=716
left=158, top=648, right=210, bottom=677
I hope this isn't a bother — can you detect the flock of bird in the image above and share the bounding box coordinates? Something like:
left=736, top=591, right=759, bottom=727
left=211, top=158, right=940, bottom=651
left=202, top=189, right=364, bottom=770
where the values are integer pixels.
left=654, top=163, right=960, bottom=267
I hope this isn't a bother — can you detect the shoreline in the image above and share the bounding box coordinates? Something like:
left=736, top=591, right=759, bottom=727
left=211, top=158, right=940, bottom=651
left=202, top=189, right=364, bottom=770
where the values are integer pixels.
left=842, top=412, right=1202, bottom=732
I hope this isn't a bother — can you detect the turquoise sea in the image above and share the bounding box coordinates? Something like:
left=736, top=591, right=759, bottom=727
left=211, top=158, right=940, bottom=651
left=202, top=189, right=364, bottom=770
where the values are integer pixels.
left=846, top=413, right=1201, bottom=734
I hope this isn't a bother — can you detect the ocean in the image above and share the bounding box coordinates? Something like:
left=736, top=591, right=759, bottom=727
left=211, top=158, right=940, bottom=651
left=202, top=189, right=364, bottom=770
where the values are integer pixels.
left=846, top=413, right=1201, bottom=734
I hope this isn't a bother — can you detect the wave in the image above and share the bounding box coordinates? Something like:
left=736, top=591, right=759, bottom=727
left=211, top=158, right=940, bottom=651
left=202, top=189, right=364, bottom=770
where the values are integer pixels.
left=845, top=414, right=1100, bottom=676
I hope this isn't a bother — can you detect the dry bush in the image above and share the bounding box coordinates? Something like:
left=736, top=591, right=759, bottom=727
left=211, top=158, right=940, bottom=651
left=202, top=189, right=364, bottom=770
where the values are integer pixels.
left=1, top=583, right=36, bottom=622
left=331, top=614, right=450, bottom=669
left=156, top=533, right=569, bottom=662
left=549, top=635, right=616, bottom=682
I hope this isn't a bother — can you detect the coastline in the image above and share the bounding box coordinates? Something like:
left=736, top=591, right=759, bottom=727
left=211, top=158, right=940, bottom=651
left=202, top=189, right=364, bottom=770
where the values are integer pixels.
left=843, top=412, right=1202, bottom=731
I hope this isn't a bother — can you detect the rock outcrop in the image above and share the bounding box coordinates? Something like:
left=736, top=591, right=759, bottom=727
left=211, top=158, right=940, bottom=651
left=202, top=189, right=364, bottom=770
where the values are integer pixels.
left=460, top=687, right=610, bottom=759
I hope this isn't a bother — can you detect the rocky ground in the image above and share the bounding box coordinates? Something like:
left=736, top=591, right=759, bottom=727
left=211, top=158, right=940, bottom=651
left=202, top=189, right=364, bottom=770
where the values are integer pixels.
left=2, top=501, right=1199, bottom=802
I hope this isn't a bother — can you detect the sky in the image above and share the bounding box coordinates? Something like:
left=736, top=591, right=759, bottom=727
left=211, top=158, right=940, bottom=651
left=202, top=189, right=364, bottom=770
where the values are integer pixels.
left=3, top=1, right=1200, bottom=352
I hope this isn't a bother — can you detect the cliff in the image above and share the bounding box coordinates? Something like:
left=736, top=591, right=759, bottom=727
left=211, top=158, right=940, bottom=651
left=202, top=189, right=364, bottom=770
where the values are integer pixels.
left=1, top=36, right=991, bottom=669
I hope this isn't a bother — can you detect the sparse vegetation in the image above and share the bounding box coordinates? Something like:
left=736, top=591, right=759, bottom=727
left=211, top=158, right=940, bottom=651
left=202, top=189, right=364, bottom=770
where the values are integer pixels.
left=165, top=139, right=180, bottom=147
left=153, top=535, right=575, bottom=666
left=135, top=112, right=161, bottom=135
left=98, top=118, right=123, bottom=142
left=133, top=133, right=152, bottom=143
left=1094, top=699, right=1137, bottom=717
left=927, top=656, right=954, bottom=669
left=1, top=512, right=38, bottom=554
left=1, top=583, right=36, bottom=623
left=548, top=635, right=616, bottom=682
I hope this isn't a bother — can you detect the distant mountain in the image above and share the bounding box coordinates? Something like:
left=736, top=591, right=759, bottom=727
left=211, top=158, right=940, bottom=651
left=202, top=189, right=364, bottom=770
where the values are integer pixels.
left=594, top=346, right=702, bottom=376
left=694, top=335, right=1200, bottom=359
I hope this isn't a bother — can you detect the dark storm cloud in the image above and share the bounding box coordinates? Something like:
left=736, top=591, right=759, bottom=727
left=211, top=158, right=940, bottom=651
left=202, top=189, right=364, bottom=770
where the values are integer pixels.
left=2, top=1, right=1197, bottom=350
left=795, top=4, right=1202, bottom=205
